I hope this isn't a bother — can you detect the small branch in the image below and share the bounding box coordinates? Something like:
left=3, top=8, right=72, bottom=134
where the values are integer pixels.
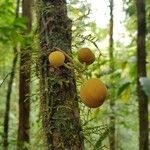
left=0, top=73, right=11, bottom=88
left=53, top=47, right=84, bottom=81
left=74, top=9, right=90, bottom=22
left=53, top=47, right=73, bottom=63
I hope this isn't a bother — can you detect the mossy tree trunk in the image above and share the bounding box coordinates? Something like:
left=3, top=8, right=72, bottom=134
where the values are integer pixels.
left=37, top=0, right=84, bottom=149
left=17, top=0, right=32, bottom=149
left=136, top=0, right=149, bottom=149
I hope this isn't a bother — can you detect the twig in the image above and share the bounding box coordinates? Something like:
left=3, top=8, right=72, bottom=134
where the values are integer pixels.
left=74, top=9, right=90, bottom=22
left=53, top=47, right=84, bottom=81
left=0, top=73, right=11, bottom=87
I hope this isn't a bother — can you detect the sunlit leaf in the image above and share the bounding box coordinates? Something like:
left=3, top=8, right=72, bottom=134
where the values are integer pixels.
left=121, top=90, right=130, bottom=103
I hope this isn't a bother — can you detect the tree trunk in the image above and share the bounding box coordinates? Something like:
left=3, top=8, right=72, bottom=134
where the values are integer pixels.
left=108, top=0, right=115, bottom=150
left=37, top=0, right=84, bottom=149
left=3, top=1, right=20, bottom=149
left=136, top=0, right=149, bottom=150
left=17, top=0, right=32, bottom=149
left=3, top=48, right=18, bottom=150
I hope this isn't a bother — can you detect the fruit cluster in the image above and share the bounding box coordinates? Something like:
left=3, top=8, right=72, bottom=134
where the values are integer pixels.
left=48, top=48, right=107, bottom=108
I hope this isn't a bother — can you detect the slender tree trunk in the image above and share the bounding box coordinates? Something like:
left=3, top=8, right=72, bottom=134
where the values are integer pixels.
left=3, top=1, right=20, bottom=149
left=108, top=0, right=115, bottom=150
left=37, top=0, right=84, bottom=149
left=3, top=48, right=18, bottom=150
left=136, top=0, right=149, bottom=150
left=17, top=0, right=32, bottom=149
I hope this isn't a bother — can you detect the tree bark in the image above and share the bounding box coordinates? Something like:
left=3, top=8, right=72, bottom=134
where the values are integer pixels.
left=108, top=0, right=115, bottom=150
left=136, top=0, right=149, bottom=150
left=17, top=0, right=32, bottom=149
left=3, top=1, right=20, bottom=149
left=37, top=0, right=84, bottom=149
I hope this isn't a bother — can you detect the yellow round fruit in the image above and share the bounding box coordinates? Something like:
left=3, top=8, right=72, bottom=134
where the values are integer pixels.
left=80, top=78, right=107, bottom=108
left=77, top=48, right=95, bottom=65
left=48, top=51, right=65, bottom=67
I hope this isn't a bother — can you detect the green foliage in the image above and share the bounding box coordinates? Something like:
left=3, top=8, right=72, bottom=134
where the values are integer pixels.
left=0, top=1, right=26, bottom=45
left=123, top=0, right=136, bottom=17
left=117, top=80, right=131, bottom=96
left=93, top=125, right=111, bottom=150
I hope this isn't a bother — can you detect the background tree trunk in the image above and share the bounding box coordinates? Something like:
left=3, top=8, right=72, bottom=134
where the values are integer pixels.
left=3, top=48, right=18, bottom=150
left=136, top=0, right=149, bottom=149
left=3, top=0, right=20, bottom=149
left=17, top=0, right=32, bottom=149
left=37, top=0, right=84, bottom=149
left=108, top=0, right=115, bottom=150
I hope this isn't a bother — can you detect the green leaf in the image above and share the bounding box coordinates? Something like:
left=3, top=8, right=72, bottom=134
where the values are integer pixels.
left=139, top=77, right=150, bottom=96
left=117, top=81, right=131, bottom=96
left=93, top=126, right=111, bottom=150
